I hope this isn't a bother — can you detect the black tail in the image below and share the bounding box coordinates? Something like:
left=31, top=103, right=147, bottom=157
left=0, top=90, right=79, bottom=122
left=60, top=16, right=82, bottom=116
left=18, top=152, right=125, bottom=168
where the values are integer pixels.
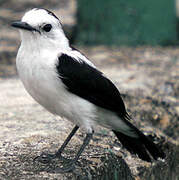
left=113, top=121, right=165, bottom=162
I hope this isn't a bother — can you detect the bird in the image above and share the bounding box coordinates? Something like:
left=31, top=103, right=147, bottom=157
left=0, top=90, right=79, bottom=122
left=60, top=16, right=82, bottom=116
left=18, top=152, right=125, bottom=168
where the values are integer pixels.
left=11, top=8, right=165, bottom=172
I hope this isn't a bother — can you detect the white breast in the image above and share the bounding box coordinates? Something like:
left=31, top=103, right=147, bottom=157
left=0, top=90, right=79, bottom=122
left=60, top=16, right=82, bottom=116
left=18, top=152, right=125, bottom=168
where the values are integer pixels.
left=16, top=46, right=97, bottom=133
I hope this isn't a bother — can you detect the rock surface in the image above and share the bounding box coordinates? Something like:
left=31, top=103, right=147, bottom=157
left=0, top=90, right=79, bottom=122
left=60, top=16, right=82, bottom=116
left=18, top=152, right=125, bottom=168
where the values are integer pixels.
left=0, top=1, right=179, bottom=179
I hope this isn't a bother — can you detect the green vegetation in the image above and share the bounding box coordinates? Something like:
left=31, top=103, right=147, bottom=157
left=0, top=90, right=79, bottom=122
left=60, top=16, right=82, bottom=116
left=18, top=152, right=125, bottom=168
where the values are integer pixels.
left=74, top=0, right=177, bottom=46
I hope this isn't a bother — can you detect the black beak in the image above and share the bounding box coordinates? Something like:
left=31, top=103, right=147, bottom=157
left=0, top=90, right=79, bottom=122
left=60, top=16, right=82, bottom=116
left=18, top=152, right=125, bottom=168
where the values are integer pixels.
left=11, top=21, right=39, bottom=32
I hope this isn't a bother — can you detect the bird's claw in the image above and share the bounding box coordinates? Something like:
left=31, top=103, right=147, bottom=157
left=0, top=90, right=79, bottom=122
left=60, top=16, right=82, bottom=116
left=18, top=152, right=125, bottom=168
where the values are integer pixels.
left=34, top=152, right=76, bottom=172
left=33, top=152, right=71, bottom=164
left=33, top=152, right=58, bottom=163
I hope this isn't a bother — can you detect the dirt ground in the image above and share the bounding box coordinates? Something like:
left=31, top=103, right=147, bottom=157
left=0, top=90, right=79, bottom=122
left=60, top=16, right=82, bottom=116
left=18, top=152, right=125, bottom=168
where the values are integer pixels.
left=0, top=0, right=179, bottom=179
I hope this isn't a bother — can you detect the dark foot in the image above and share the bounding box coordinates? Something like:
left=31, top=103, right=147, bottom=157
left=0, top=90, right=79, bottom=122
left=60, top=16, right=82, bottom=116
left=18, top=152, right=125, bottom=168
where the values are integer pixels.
left=33, top=152, right=57, bottom=163
left=34, top=152, right=76, bottom=172
left=33, top=152, right=71, bottom=164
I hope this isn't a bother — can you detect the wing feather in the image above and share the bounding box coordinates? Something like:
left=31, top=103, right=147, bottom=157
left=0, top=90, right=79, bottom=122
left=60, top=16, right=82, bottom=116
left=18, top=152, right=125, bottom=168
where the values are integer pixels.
left=56, top=53, right=129, bottom=119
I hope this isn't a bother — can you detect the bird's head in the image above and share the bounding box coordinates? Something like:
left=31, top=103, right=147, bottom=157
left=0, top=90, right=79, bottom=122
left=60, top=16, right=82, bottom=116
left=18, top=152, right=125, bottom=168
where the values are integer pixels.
left=11, top=8, right=69, bottom=50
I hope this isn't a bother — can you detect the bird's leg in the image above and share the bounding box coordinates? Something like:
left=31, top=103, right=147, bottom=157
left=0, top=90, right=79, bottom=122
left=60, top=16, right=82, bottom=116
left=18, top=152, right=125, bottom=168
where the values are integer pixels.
left=55, top=131, right=93, bottom=173
left=34, top=125, right=79, bottom=163
left=55, top=125, right=79, bottom=158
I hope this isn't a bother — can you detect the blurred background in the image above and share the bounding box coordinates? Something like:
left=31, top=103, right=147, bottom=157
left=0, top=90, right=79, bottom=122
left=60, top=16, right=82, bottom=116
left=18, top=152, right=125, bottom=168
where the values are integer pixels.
left=74, top=0, right=176, bottom=46
left=0, top=0, right=179, bottom=76
left=0, top=0, right=178, bottom=179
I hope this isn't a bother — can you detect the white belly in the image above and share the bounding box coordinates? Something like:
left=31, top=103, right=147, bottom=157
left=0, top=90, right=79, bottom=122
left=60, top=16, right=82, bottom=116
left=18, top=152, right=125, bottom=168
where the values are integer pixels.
left=16, top=47, right=131, bottom=134
left=16, top=51, right=97, bottom=132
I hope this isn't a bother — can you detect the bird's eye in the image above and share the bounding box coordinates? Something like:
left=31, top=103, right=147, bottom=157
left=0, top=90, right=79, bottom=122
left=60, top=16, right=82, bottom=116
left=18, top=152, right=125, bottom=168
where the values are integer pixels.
left=42, top=24, right=52, bottom=32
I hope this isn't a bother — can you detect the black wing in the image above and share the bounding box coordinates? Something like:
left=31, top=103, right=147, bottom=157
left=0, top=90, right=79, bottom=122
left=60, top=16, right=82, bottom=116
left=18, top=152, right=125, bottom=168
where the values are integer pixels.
left=56, top=53, right=166, bottom=163
left=56, top=53, right=129, bottom=120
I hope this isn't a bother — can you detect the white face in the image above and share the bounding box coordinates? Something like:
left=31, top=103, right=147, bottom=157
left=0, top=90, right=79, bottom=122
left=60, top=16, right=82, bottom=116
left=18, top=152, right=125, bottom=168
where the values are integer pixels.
left=15, top=9, right=63, bottom=40
left=21, top=8, right=60, bottom=31
left=12, top=8, right=69, bottom=50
